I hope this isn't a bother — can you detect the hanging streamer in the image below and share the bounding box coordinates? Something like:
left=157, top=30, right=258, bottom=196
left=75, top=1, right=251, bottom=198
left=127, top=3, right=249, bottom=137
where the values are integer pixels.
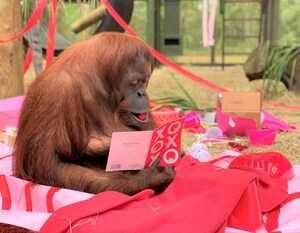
left=202, top=0, right=217, bottom=47
left=0, top=0, right=57, bottom=67
left=45, top=0, right=58, bottom=67
left=0, top=0, right=48, bottom=43
left=263, top=100, right=300, bottom=110
left=23, top=44, right=33, bottom=74
left=100, top=0, right=227, bottom=92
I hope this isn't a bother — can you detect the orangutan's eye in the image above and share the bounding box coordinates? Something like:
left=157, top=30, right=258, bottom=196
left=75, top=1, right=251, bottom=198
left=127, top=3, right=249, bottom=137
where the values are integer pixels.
left=131, top=80, right=139, bottom=86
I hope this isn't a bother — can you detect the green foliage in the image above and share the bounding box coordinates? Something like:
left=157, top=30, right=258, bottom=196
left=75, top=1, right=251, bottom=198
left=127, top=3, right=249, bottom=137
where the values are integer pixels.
left=179, top=1, right=204, bottom=55
left=279, top=1, right=300, bottom=46
left=263, top=46, right=300, bottom=98
left=130, top=1, right=147, bottom=41
left=152, top=72, right=215, bottom=112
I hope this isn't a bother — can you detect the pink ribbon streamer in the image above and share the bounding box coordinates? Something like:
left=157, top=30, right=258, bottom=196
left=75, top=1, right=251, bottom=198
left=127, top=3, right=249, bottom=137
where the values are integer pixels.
left=202, top=0, right=217, bottom=47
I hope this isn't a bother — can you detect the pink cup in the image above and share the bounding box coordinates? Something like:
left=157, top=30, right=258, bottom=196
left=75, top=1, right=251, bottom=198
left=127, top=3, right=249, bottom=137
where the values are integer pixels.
left=184, top=111, right=201, bottom=129
left=247, top=129, right=277, bottom=146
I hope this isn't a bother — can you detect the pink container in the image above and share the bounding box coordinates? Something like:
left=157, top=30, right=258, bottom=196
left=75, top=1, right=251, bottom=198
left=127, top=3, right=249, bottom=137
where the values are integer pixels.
left=184, top=111, right=201, bottom=129
left=247, top=129, right=277, bottom=146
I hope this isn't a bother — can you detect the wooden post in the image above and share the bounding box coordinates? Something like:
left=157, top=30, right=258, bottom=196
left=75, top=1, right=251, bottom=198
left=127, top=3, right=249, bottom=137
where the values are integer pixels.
left=147, top=0, right=161, bottom=66
left=147, top=0, right=161, bottom=52
left=71, top=5, right=106, bottom=33
left=263, top=0, right=280, bottom=45
left=0, top=0, right=24, bottom=98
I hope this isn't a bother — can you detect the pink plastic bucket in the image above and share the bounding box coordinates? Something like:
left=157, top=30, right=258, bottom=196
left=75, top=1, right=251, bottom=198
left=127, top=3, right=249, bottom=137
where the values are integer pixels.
left=247, top=129, right=277, bottom=146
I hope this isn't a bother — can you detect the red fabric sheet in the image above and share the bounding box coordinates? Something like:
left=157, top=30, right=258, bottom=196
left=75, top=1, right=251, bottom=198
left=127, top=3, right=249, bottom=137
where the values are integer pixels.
left=40, top=156, right=288, bottom=233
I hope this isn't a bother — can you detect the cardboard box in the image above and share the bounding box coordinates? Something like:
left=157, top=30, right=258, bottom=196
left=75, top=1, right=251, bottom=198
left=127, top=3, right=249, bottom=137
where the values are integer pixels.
left=219, top=92, right=262, bottom=128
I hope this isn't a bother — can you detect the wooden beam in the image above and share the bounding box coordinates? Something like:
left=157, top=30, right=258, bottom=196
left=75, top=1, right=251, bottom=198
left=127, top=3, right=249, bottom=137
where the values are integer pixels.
left=71, top=5, right=106, bottom=33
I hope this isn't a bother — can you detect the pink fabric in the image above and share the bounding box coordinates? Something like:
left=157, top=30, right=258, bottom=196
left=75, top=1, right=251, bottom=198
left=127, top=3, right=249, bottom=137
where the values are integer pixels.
left=202, top=0, right=217, bottom=47
left=0, top=95, right=24, bottom=130
left=261, top=109, right=296, bottom=131
left=0, top=151, right=300, bottom=232
left=216, top=103, right=296, bottom=136
left=216, top=103, right=257, bottom=136
left=275, top=192, right=300, bottom=232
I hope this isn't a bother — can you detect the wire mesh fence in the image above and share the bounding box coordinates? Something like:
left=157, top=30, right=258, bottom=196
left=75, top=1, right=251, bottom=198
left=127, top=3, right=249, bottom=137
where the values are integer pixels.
left=131, top=0, right=300, bottom=66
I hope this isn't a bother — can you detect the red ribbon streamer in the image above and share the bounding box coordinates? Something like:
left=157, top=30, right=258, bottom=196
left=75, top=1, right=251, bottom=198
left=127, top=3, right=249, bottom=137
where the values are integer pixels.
left=46, top=0, right=58, bottom=67
left=263, top=100, right=300, bottom=110
left=0, top=0, right=57, bottom=67
left=46, top=187, right=61, bottom=213
left=25, top=182, right=33, bottom=212
left=0, top=175, right=12, bottom=210
left=0, top=154, right=14, bottom=161
left=0, top=0, right=48, bottom=43
left=100, top=0, right=227, bottom=92
left=100, top=0, right=300, bottom=111
left=23, top=44, right=33, bottom=74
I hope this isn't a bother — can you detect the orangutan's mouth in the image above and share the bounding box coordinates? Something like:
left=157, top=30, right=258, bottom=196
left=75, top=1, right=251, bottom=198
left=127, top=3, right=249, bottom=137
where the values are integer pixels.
left=131, top=112, right=148, bottom=122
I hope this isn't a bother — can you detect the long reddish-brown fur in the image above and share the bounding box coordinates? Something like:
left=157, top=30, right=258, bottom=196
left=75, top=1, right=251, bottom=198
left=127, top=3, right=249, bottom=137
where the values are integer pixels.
left=2, top=32, right=176, bottom=232
left=13, top=32, right=175, bottom=196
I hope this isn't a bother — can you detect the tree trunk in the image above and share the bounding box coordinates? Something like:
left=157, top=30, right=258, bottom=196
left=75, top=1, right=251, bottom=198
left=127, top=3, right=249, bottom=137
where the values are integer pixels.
left=0, top=0, right=24, bottom=99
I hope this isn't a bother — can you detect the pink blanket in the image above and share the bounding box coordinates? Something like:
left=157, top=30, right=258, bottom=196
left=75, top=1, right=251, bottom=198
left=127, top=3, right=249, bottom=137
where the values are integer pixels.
left=1, top=96, right=300, bottom=232
left=0, top=96, right=24, bottom=131
left=1, top=150, right=300, bottom=233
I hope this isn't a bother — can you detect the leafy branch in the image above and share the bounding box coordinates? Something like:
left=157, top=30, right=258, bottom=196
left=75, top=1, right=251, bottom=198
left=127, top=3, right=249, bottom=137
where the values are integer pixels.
left=152, top=72, right=215, bottom=112
left=263, top=45, right=300, bottom=98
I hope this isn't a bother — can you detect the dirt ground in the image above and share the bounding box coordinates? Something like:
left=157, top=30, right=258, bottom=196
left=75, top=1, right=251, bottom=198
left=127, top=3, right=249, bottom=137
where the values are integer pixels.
left=147, top=65, right=300, bottom=164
